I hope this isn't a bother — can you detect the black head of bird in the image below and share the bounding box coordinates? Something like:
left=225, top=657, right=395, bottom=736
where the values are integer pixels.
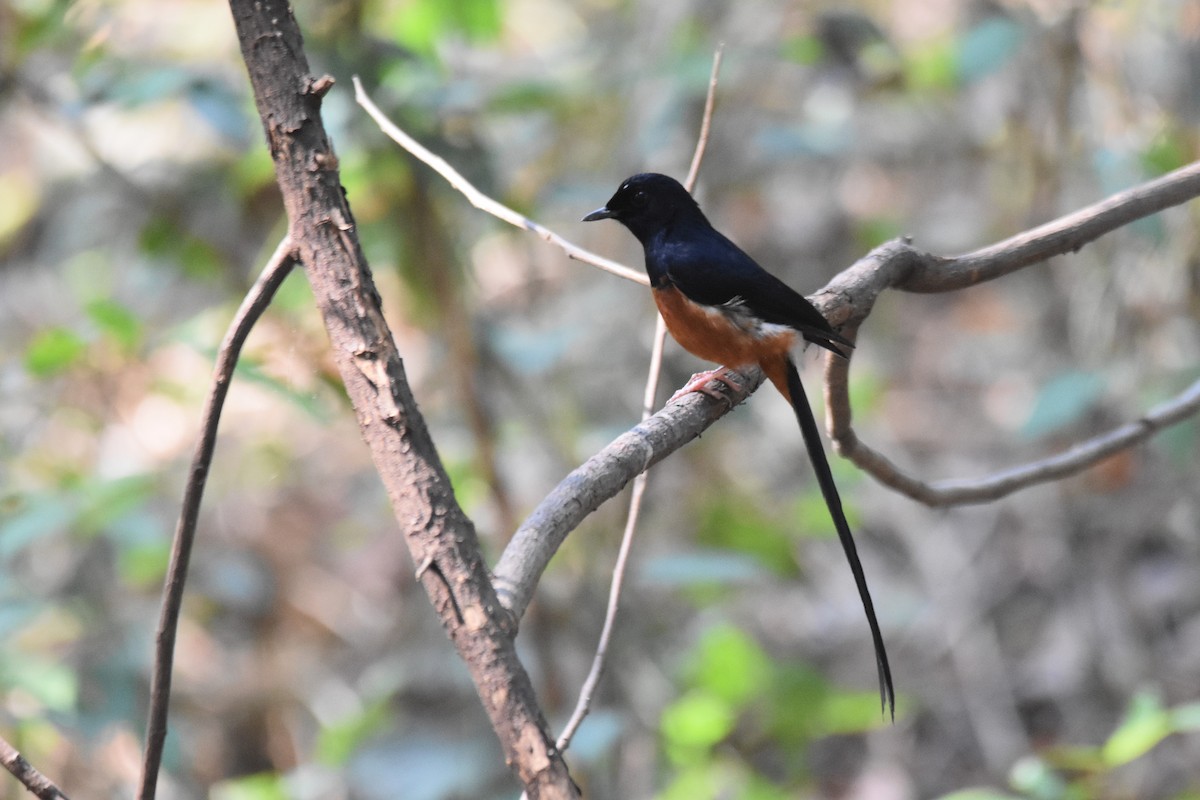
left=582, top=172, right=707, bottom=244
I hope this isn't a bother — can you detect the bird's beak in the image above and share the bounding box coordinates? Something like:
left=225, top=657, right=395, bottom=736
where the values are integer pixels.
left=582, top=206, right=615, bottom=222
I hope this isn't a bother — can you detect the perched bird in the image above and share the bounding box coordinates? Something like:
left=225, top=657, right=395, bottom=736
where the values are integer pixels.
left=584, top=173, right=894, bottom=718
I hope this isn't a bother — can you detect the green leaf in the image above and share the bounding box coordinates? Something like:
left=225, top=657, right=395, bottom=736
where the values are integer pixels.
left=231, top=146, right=277, bottom=197
left=317, top=698, right=391, bottom=766
left=210, top=772, right=287, bottom=800
left=117, top=539, right=171, bottom=587
left=229, top=358, right=331, bottom=421
left=763, top=664, right=829, bottom=745
left=1022, top=371, right=1106, bottom=439
left=12, top=0, right=72, bottom=58
left=661, top=690, right=736, bottom=755
left=139, top=216, right=178, bottom=257
left=86, top=299, right=142, bottom=352
left=0, top=655, right=78, bottom=712
left=25, top=327, right=86, bottom=377
left=443, top=458, right=488, bottom=517
left=1042, top=744, right=1104, bottom=773
left=696, top=493, right=797, bottom=575
left=815, top=689, right=893, bottom=733
left=905, top=37, right=959, bottom=92
left=1141, top=129, right=1190, bottom=177
left=179, top=236, right=224, bottom=279
left=658, top=763, right=728, bottom=800
left=855, top=216, right=903, bottom=251
left=684, top=625, right=773, bottom=707
left=1102, top=690, right=1172, bottom=766
left=782, top=35, right=824, bottom=65
left=389, top=0, right=502, bottom=58
left=794, top=484, right=861, bottom=539
left=76, top=474, right=158, bottom=537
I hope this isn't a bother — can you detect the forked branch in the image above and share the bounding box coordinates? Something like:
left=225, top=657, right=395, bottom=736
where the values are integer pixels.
left=357, top=72, right=1200, bottom=601
left=818, top=161, right=1200, bottom=506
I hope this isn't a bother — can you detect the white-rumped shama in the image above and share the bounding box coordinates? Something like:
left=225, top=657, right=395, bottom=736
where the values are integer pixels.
left=584, top=172, right=894, bottom=719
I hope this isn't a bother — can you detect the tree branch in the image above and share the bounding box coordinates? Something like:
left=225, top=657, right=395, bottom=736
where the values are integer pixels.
left=139, top=237, right=297, bottom=799
left=0, top=737, right=70, bottom=800
left=551, top=44, right=725, bottom=758
left=352, top=76, right=646, bottom=287
left=359, top=56, right=1200, bottom=598
left=831, top=374, right=1200, bottom=506
left=894, top=160, right=1200, bottom=293
left=493, top=369, right=762, bottom=622
left=820, top=160, right=1200, bottom=506
left=354, top=41, right=1200, bottom=646
left=224, top=2, right=576, bottom=797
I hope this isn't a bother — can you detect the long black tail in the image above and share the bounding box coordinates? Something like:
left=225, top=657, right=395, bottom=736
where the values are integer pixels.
left=784, top=357, right=895, bottom=720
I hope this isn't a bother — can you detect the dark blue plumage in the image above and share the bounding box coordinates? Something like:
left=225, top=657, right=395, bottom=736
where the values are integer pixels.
left=585, top=173, right=851, bottom=354
left=584, top=172, right=893, bottom=720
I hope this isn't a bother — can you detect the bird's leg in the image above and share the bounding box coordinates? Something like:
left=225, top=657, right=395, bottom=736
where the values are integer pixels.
left=668, top=366, right=746, bottom=406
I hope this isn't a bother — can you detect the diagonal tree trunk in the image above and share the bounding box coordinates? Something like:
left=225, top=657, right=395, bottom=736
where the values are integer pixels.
left=223, top=1, right=578, bottom=796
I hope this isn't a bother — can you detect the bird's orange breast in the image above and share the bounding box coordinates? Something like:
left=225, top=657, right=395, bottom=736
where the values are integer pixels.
left=653, top=284, right=797, bottom=370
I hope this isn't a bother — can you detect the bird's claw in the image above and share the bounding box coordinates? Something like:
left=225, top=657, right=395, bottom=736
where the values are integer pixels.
left=668, top=367, right=745, bottom=407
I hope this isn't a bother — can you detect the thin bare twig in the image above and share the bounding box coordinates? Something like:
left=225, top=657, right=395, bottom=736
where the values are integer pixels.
left=834, top=375, right=1200, bottom=506
left=551, top=47, right=724, bottom=754
left=684, top=44, right=724, bottom=192
left=139, top=237, right=297, bottom=800
left=554, top=317, right=668, bottom=755
left=0, top=736, right=70, bottom=800
left=819, top=161, right=1200, bottom=506
left=897, top=161, right=1200, bottom=294
left=352, top=76, right=647, bottom=287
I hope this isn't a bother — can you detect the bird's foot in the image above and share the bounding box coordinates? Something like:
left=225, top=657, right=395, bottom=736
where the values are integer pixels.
left=668, top=366, right=745, bottom=407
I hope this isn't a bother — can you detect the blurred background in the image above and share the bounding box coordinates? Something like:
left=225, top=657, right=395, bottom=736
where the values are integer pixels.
left=2, top=0, right=1199, bottom=798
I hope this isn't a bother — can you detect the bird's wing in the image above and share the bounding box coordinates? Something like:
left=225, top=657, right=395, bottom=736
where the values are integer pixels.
left=657, top=228, right=851, bottom=353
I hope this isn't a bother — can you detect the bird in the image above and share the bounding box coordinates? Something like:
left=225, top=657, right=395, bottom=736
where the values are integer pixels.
left=583, top=172, right=894, bottom=719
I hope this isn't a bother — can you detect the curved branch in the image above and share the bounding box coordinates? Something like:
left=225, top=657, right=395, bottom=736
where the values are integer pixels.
left=892, top=160, right=1200, bottom=294
left=496, top=160, right=1200, bottom=602
left=357, top=59, right=1200, bottom=595
left=493, top=368, right=763, bottom=622
left=140, top=237, right=297, bottom=799
left=833, top=376, right=1200, bottom=506
left=820, top=160, right=1200, bottom=506
left=352, top=76, right=647, bottom=287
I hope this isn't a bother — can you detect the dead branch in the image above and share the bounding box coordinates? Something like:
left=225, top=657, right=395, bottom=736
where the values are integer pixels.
left=0, top=737, right=70, bottom=800
left=140, top=237, right=297, bottom=799
left=353, top=76, right=645, bottom=287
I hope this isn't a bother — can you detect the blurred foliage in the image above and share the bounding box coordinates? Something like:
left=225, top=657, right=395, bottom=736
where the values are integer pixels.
left=936, top=691, right=1200, bottom=800
left=2, top=0, right=1200, bottom=798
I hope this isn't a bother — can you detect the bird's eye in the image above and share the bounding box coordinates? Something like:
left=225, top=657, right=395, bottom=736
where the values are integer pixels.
left=632, top=190, right=648, bottom=207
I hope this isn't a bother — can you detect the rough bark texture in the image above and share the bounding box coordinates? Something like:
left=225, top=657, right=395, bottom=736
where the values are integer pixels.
left=226, top=1, right=577, bottom=796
